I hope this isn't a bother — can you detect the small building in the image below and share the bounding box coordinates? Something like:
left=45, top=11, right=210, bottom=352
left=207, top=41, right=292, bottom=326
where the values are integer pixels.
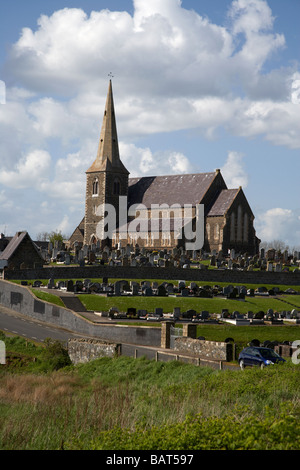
left=0, top=231, right=44, bottom=270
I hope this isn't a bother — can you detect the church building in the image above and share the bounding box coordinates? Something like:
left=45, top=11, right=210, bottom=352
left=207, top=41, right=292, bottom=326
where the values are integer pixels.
left=68, top=80, right=260, bottom=255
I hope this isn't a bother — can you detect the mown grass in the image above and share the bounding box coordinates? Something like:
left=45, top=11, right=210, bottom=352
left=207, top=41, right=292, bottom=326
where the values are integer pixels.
left=30, top=288, right=65, bottom=307
left=77, top=292, right=300, bottom=315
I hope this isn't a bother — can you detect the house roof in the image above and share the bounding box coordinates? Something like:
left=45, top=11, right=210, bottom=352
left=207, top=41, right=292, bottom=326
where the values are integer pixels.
left=128, top=172, right=218, bottom=208
left=0, top=231, right=43, bottom=261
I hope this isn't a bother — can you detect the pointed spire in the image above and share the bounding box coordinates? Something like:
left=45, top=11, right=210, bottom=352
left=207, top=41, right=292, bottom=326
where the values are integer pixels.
left=87, top=80, right=128, bottom=174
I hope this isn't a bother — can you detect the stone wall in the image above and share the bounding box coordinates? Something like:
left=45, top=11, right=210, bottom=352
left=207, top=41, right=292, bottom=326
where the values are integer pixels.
left=3, top=264, right=300, bottom=285
left=174, top=337, right=233, bottom=362
left=0, top=280, right=161, bottom=347
left=67, top=338, right=121, bottom=364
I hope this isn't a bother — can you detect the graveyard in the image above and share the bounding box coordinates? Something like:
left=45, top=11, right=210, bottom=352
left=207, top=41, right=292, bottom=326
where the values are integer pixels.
left=3, top=237, right=300, bottom=328
left=29, top=275, right=300, bottom=325
left=43, top=240, right=300, bottom=274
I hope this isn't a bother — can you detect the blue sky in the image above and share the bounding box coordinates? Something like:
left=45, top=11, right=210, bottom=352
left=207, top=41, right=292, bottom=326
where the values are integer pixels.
left=0, top=0, right=299, bottom=248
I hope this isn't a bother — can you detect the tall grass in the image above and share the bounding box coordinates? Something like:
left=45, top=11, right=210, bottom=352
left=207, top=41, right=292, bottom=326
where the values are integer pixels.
left=1, top=356, right=299, bottom=450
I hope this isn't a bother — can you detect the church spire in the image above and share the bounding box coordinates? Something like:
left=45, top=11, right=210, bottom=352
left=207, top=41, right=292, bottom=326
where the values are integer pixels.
left=87, top=79, right=128, bottom=174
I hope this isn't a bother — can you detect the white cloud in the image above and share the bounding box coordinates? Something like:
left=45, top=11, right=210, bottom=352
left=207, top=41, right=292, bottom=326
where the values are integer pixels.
left=0, top=80, right=6, bottom=104
left=256, top=208, right=300, bottom=248
left=120, top=142, right=193, bottom=177
left=221, top=151, right=248, bottom=188
left=1, top=0, right=297, bottom=149
left=0, top=0, right=299, bottom=240
left=56, top=214, right=71, bottom=236
left=0, top=150, right=51, bottom=189
left=291, top=72, right=300, bottom=105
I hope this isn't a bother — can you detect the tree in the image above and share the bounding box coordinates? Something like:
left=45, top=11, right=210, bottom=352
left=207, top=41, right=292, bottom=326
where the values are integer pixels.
left=260, top=239, right=289, bottom=253
left=36, top=231, right=67, bottom=244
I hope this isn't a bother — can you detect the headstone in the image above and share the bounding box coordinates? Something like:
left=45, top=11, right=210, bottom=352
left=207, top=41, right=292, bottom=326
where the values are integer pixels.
left=200, top=310, right=209, bottom=319
left=132, top=284, right=139, bottom=296
left=114, top=281, right=122, bottom=296
left=157, top=284, right=167, bottom=296
left=47, top=278, right=55, bottom=289
left=173, top=307, right=181, bottom=319
left=33, top=280, right=42, bottom=288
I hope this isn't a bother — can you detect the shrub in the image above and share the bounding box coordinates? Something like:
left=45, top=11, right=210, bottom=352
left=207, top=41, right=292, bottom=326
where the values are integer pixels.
left=78, top=405, right=300, bottom=450
left=39, top=338, right=71, bottom=371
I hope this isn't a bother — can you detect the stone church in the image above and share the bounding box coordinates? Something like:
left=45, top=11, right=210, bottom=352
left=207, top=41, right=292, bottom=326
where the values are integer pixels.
left=68, top=80, right=260, bottom=255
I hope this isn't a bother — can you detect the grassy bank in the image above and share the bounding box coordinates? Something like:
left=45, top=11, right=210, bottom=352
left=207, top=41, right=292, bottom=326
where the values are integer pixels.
left=0, top=349, right=299, bottom=450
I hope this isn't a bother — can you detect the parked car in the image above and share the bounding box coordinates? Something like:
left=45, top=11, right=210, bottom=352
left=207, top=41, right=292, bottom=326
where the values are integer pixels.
left=238, top=346, right=286, bottom=370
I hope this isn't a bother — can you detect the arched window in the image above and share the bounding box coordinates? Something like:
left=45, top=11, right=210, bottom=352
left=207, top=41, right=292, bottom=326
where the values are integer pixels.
left=214, top=223, right=219, bottom=240
left=230, top=212, right=235, bottom=241
left=237, top=205, right=243, bottom=241
left=113, top=178, right=121, bottom=195
left=92, top=178, right=99, bottom=195
left=243, top=213, right=248, bottom=242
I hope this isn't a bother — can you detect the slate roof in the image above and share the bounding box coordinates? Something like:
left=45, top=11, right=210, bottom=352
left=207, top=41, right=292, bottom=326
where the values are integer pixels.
left=116, top=217, right=188, bottom=233
left=0, top=231, right=42, bottom=261
left=128, top=172, right=217, bottom=208
left=207, top=189, right=240, bottom=216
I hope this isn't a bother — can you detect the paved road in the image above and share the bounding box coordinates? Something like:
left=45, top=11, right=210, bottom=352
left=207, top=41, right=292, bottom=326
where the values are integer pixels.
left=0, top=305, right=81, bottom=344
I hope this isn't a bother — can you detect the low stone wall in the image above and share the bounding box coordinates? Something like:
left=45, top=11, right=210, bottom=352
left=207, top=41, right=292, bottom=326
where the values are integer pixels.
left=174, top=337, right=233, bottom=362
left=274, top=344, right=297, bottom=358
left=67, top=338, right=121, bottom=364
left=3, top=265, right=300, bottom=285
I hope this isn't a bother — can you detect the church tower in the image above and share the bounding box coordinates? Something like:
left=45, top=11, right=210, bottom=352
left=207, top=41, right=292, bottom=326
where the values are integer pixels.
left=84, top=80, right=129, bottom=246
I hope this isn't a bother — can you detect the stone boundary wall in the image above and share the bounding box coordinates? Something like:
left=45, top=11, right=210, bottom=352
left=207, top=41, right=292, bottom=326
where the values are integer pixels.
left=67, top=338, right=121, bottom=364
left=3, top=265, right=300, bottom=285
left=0, top=280, right=161, bottom=347
left=174, top=337, right=233, bottom=362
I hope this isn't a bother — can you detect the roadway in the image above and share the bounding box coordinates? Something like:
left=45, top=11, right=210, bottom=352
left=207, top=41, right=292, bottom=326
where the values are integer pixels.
left=0, top=304, right=82, bottom=344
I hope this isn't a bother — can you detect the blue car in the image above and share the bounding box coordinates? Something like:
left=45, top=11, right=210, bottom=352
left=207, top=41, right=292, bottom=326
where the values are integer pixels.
left=238, top=346, right=286, bottom=370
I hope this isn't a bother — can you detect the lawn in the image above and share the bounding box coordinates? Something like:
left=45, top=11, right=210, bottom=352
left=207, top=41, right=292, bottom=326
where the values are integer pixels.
left=78, top=292, right=298, bottom=316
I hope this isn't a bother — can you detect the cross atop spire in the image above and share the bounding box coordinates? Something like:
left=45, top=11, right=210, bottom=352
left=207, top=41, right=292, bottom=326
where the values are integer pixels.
left=86, top=80, right=128, bottom=174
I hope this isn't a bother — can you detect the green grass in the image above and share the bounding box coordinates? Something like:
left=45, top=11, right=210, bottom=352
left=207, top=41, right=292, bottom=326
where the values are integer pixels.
left=30, top=288, right=65, bottom=307
left=0, top=352, right=299, bottom=450
left=77, top=292, right=299, bottom=316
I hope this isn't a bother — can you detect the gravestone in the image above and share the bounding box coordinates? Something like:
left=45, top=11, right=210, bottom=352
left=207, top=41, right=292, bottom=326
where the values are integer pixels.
left=114, top=281, right=122, bottom=296
left=200, top=310, right=209, bottom=320
left=144, top=287, right=153, bottom=296
left=173, top=307, right=181, bottom=319
left=181, top=288, right=189, bottom=297
left=131, top=284, right=139, bottom=296
left=47, top=278, right=55, bottom=289
left=157, top=284, right=167, bottom=296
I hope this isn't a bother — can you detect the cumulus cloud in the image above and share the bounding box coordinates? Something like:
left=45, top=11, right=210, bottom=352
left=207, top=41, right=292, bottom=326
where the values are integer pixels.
left=0, top=150, right=51, bottom=189
left=0, top=0, right=299, bottom=238
left=2, top=0, right=298, bottom=147
left=221, top=151, right=248, bottom=188
left=0, top=80, right=5, bottom=104
left=120, top=142, right=193, bottom=177
left=256, top=208, right=300, bottom=248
